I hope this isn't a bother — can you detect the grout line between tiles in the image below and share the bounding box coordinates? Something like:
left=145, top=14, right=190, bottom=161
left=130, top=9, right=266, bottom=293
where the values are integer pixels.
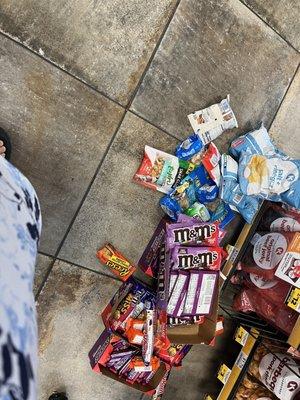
left=238, top=0, right=299, bottom=54
left=38, top=250, right=55, bottom=258
left=126, top=0, right=182, bottom=109
left=269, top=62, right=300, bottom=129
left=0, top=30, right=125, bottom=109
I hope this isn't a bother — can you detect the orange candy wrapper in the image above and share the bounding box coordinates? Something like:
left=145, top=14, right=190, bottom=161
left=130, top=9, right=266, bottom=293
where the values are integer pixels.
left=97, top=243, right=136, bottom=281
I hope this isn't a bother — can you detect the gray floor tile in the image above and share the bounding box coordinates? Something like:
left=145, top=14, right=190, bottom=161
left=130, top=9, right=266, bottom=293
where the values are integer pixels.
left=242, top=0, right=300, bottom=51
left=161, top=318, right=236, bottom=399
left=59, top=112, right=178, bottom=276
left=131, top=0, right=299, bottom=151
left=0, top=34, right=124, bottom=255
left=270, top=67, right=300, bottom=158
left=34, top=254, right=53, bottom=295
left=37, top=260, right=141, bottom=400
left=0, top=0, right=177, bottom=105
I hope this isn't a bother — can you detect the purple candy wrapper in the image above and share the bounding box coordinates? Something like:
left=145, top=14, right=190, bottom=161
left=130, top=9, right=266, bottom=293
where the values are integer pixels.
left=138, top=218, right=168, bottom=277
left=167, top=271, right=189, bottom=317
left=183, top=271, right=218, bottom=316
left=167, top=314, right=204, bottom=327
left=156, top=244, right=170, bottom=311
left=168, top=272, right=178, bottom=300
left=166, top=220, right=219, bottom=248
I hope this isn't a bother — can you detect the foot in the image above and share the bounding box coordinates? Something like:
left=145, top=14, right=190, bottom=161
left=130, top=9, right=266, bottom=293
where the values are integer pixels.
left=0, top=140, right=6, bottom=158
left=48, top=393, right=68, bottom=400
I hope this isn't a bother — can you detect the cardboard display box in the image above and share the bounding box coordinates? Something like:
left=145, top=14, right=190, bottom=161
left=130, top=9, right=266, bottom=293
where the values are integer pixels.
left=167, top=290, right=219, bottom=344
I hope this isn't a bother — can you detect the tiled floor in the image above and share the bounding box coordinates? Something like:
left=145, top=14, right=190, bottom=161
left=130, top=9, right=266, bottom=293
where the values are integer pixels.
left=0, top=0, right=299, bottom=399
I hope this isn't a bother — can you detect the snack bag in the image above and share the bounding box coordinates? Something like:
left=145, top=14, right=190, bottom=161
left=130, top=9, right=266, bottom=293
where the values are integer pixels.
left=230, top=123, right=278, bottom=159
left=175, top=133, right=205, bottom=160
left=133, top=145, right=194, bottom=194
left=258, top=202, right=300, bottom=232
left=233, top=288, right=298, bottom=335
left=188, top=96, right=238, bottom=144
left=159, top=164, right=217, bottom=220
left=210, top=200, right=235, bottom=230
left=202, top=142, right=221, bottom=186
left=220, top=154, right=261, bottom=223
left=166, top=220, right=220, bottom=248
left=233, top=272, right=292, bottom=305
left=238, top=152, right=300, bottom=209
left=171, top=246, right=224, bottom=271
left=234, top=372, right=277, bottom=400
left=184, top=202, right=210, bottom=222
left=247, top=343, right=300, bottom=400
left=240, top=231, right=295, bottom=280
left=97, top=243, right=136, bottom=281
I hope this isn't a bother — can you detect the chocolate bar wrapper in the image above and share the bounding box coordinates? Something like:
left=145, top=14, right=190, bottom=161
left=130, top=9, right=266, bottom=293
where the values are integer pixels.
left=142, top=309, right=155, bottom=364
left=168, top=272, right=178, bottom=300
left=166, top=220, right=219, bottom=248
left=157, top=343, right=192, bottom=366
left=156, top=244, right=170, bottom=311
left=102, top=277, right=155, bottom=334
left=171, top=245, right=223, bottom=271
left=183, top=271, right=218, bottom=316
left=97, top=243, right=136, bottom=281
left=167, top=271, right=189, bottom=317
left=138, top=218, right=168, bottom=277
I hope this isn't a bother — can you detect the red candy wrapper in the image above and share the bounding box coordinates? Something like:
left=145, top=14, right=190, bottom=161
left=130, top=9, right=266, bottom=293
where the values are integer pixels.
left=258, top=202, right=300, bottom=232
left=97, top=243, right=136, bottom=281
left=202, top=142, right=221, bottom=186
left=171, top=245, right=224, bottom=271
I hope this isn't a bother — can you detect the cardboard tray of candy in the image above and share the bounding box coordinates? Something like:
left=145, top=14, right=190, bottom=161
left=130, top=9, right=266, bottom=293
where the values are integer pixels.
left=206, top=326, right=300, bottom=400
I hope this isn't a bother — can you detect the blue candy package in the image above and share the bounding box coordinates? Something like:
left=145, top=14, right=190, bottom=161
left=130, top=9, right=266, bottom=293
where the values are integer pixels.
left=159, top=164, right=215, bottom=220
left=210, top=201, right=235, bottom=229
left=238, top=152, right=300, bottom=209
left=175, top=133, right=204, bottom=161
left=196, top=184, right=219, bottom=203
left=230, top=123, right=278, bottom=159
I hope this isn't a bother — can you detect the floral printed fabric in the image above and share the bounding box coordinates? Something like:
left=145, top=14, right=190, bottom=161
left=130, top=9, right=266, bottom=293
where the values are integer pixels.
left=0, top=156, right=41, bottom=400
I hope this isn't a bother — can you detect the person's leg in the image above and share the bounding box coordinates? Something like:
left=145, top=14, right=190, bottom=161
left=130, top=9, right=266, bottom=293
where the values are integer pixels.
left=0, top=136, right=41, bottom=399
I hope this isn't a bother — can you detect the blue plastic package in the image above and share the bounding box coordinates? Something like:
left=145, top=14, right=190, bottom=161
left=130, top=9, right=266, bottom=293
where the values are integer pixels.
left=220, top=178, right=261, bottom=224
left=220, top=153, right=261, bottom=223
left=175, top=133, right=204, bottom=160
left=230, top=124, right=278, bottom=159
left=159, top=164, right=215, bottom=220
left=196, top=184, right=219, bottom=203
left=210, top=201, right=235, bottom=229
left=238, top=151, right=300, bottom=209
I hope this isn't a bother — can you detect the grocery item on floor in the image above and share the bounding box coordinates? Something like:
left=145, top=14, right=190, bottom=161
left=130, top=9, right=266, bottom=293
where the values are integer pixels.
left=239, top=231, right=296, bottom=280
left=170, top=245, right=224, bottom=271
left=166, top=220, right=220, bottom=248
left=230, top=123, right=278, bottom=159
left=133, top=145, right=194, bottom=193
left=138, top=218, right=169, bottom=277
left=247, top=342, right=300, bottom=400
left=220, top=153, right=261, bottom=223
left=233, top=288, right=298, bottom=335
left=209, top=200, right=235, bottom=229
left=258, top=202, right=300, bottom=232
left=159, top=164, right=217, bottom=220
left=184, top=202, right=211, bottom=222
left=238, top=151, right=300, bottom=209
left=176, top=96, right=237, bottom=160
left=201, top=142, right=221, bottom=185
left=275, top=232, right=300, bottom=288
left=96, top=243, right=136, bottom=281
left=234, top=372, right=277, bottom=400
